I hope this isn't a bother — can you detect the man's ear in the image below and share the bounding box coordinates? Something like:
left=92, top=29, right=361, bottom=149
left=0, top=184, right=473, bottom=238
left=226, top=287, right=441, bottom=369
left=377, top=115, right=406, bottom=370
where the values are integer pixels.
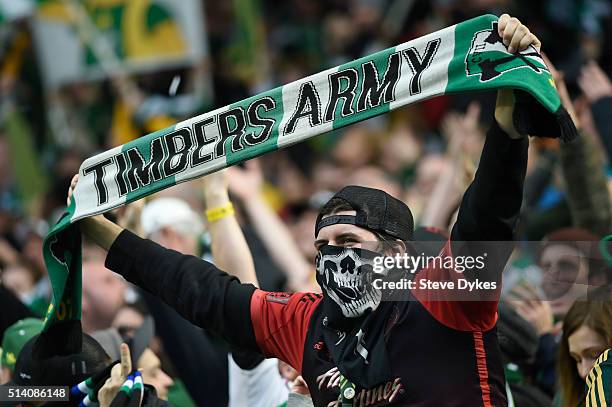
left=384, top=240, right=406, bottom=257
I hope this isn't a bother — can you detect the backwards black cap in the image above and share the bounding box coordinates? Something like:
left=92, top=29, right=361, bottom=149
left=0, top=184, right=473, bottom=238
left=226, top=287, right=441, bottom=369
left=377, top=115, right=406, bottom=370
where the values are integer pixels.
left=315, top=185, right=414, bottom=241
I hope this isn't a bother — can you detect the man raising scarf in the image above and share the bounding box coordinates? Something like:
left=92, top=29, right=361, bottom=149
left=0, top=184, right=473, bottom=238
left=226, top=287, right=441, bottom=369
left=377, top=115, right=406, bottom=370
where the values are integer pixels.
left=68, top=14, right=546, bottom=406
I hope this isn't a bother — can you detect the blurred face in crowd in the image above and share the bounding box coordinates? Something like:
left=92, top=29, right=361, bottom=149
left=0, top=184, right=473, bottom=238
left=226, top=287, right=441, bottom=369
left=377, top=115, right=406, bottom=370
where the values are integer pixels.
left=379, top=124, right=422, bottom=174
left=138, top=348, right=173, bottom=400
left=312, top=162, right=348, bottom=192
left=22, top=234, right=45, bottom=277
left=348, top=167, right=402, bottom=199
left=332, top=126, right=374, bottom=169
left=568, top=324, right=608, bottom=380
left=1, top=264, right=34, bottom=302
left=415, top=155, right=450, bottom=197
left=323, top=13, right=356, bottom=54
left=150, top=226, right=198, bottom=256
left=112, top=308, right=172, bottom=399
left=275, top=155, right=312, bottom=205
left=82, top=260, right=126, bottom=333
left=113, top=306, right=164, bottom=354
left=291, top=209, right=319, bottom=261
left=112, top=306, right=144, bottom=334
left=540, top=244, right=589, bottom=319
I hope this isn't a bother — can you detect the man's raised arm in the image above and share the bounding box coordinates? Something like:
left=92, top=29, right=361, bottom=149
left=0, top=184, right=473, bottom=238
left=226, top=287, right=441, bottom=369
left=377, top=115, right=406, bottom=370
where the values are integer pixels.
left=80, top=213, right=259, bottom=351
left=70, top=175, right=317, bottom=372
left=451, top=14, right=535, bottom=243
left=450, top=97, right=528, bottom=243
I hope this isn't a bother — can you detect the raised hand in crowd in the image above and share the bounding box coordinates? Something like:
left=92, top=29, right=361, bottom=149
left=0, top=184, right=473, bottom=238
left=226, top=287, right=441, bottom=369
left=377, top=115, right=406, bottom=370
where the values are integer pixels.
left=227, top=160, right=315, bottom=292
left=578, top=61, right=612, bottom=104
left=543, top=55, right=612, bottom=236
left=419, top=102, right=481, bottom=230
left=441, top=101, right=484, bottom=163
left=507, top=282, right=558, bottom=337
left=0, top=237, right=20, bottom=267
left=577, top=60, right=612, bottom=165
left=98, top=343, right=133, bottom=407
left=226, top=160, right=264, bottom=201
left=202, top=169, right=259, bottom=286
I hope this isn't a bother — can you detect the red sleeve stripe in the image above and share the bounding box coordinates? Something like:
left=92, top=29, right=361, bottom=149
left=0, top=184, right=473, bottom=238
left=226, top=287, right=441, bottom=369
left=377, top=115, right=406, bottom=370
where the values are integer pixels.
left=473, top=330, right=493, bottom=407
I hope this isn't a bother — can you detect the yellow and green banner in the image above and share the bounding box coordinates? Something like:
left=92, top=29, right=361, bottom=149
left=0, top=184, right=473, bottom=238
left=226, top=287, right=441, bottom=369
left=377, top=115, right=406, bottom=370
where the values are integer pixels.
left=30, top=0, right=205, bottom=88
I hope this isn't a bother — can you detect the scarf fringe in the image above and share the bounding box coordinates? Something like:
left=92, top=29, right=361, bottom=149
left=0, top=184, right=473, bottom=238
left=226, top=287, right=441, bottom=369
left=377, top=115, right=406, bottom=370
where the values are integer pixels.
left=555, top=105, right=579, bottom=144
left=513, top=90, right=578, bottom=143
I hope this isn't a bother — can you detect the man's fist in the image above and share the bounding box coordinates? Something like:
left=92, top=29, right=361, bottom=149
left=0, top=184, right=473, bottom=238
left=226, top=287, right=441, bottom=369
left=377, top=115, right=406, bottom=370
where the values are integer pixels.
left=494, top=14, right=542, bottom=138
left=497, top=14, right=541, bottom=53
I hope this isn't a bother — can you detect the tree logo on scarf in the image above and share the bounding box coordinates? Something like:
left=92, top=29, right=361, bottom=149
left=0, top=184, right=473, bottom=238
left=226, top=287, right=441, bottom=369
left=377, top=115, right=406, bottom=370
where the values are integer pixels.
left=465, top=22, right=548, bottom=82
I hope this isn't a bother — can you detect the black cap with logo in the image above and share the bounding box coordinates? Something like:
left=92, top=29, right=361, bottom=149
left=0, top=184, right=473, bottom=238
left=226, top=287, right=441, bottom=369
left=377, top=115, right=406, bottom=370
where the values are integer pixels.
left=10, top=333, right=109, bottom=388
left=1, top=321, right=110, bottom=406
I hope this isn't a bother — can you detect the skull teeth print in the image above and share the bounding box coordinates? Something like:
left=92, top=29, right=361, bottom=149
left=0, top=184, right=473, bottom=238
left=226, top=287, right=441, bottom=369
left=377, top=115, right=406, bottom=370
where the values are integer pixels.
left=334, top=287, right=381, bottom=318
left=332, top=270, right=364, bottom=291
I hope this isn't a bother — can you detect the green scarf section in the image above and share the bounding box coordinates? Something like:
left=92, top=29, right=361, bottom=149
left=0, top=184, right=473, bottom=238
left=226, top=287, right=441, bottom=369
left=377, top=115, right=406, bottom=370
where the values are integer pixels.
left=41, top=14, right=576, bottom=331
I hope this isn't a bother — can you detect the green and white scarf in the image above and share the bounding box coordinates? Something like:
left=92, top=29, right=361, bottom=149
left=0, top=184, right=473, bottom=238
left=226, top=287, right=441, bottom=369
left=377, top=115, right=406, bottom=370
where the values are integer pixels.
left=41, top=14, right=576, bottom=332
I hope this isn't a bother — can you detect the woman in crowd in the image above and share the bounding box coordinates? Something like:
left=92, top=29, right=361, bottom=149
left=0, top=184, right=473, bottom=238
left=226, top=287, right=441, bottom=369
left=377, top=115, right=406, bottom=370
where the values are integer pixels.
left=557, top=286, right=612, bottom=406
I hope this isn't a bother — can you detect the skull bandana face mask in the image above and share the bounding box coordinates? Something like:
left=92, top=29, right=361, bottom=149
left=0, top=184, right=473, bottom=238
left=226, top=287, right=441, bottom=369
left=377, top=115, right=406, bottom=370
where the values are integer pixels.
left=315, top=245, right=385, bottom=320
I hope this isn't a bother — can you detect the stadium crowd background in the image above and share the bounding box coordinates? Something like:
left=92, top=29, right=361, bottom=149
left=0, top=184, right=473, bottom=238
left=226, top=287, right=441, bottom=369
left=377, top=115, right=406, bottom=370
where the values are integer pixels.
left=0, top=0, right=611, bottom=406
